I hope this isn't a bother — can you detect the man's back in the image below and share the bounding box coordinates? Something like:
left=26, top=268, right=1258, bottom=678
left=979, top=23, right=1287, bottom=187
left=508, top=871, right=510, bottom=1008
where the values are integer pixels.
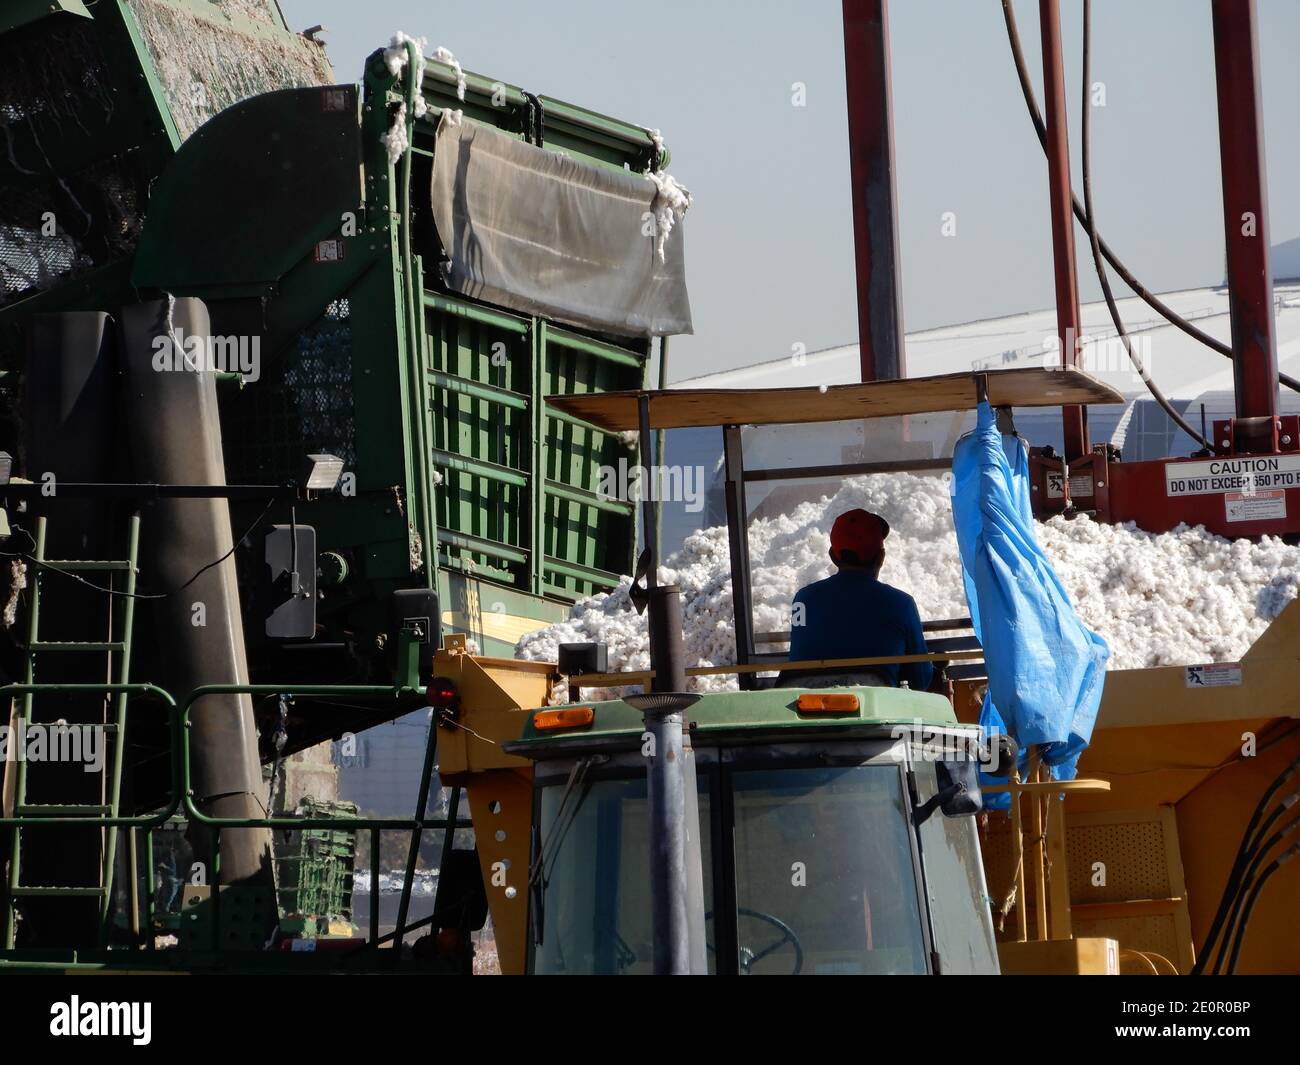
left=788, top=570, right=933, bottom=690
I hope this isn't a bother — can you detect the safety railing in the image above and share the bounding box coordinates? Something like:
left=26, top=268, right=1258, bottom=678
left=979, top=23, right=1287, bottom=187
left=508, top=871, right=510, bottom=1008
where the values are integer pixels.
left=0, top=680, right=471, bottom=964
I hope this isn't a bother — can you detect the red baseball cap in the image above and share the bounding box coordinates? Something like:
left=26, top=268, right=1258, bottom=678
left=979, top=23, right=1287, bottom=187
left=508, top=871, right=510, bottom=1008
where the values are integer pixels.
left=830, top=509, right=890, bottom=565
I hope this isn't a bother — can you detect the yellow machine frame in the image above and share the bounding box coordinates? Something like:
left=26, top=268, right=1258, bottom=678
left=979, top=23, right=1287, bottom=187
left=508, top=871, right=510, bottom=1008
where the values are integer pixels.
left=438, top=600, right=1300, bottom=976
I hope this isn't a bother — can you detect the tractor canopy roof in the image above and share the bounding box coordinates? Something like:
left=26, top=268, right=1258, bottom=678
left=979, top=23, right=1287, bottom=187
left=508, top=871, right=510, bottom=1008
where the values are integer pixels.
left=546, top=366, right=1123, bottom=432
left=504, top=685, right=977, bottom=759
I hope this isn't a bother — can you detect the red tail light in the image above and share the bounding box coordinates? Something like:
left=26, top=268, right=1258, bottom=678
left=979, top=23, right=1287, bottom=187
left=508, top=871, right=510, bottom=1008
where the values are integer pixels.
left=427, top=676, right=459, bottom=711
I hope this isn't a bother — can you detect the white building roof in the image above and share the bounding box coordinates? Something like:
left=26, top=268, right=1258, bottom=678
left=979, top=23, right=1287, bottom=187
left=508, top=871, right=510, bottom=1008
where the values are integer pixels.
left=676, top=281, right=1300, bottom=411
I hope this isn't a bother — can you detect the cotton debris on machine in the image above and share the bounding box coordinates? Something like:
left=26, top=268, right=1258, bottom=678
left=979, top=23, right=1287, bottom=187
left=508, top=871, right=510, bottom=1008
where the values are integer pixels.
left=128, top=0, right=334, bottom=139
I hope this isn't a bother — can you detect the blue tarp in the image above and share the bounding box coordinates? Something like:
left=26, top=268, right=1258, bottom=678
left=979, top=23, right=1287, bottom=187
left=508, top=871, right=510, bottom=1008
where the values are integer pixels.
left=950, top=402, right=1109, bottom=793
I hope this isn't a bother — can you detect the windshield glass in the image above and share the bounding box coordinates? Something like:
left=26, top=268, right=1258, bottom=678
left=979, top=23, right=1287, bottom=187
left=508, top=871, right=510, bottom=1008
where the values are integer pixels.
left=533, top=776, right=713, bottom=975
left=531, top=759, right=928, bottom=975
left=731, top=764, right=927, bottom=974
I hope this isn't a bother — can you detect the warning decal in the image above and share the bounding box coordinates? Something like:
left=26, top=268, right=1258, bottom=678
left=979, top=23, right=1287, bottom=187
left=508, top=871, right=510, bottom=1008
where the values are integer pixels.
left=1166, top=454, right=1300, bottom=496
left=1184, top=663, right=1242, bottom=688
left=314, top=239, right=344, bottom=263
left=1226, top=490, right=1286, bottom=523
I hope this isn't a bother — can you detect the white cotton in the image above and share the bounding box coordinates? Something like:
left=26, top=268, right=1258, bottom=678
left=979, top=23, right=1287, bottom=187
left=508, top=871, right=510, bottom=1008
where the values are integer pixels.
left=383, top=31, right=429, bottom=116
left=381, top=102, right=408, bottom=165
left=644, top=170, right=692, bottom=263
left=3, top=560, right=27, bottom=628
left=516, top=472, right=1300, bottom=694
left=430, top=46, right=466, bottom=102
left=383, top=31, right=421, bottom=76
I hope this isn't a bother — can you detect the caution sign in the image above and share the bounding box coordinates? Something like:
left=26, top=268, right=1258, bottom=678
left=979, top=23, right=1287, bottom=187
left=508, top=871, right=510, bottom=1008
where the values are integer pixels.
left=1184, top=663, right=1242, bottom=688
left=1165, top=454, right=1300, bottom=496
left=1226, top=489, right=1286, bottom=523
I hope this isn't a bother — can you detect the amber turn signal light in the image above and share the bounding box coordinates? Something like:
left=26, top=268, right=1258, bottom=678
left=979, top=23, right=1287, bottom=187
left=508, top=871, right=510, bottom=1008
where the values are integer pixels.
left=795, top=693, right=860, bottom=714
left=534, top=707, right=595, bottom=731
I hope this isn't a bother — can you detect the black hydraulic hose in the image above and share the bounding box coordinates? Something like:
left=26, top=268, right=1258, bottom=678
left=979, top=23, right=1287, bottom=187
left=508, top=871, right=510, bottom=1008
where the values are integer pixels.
left=1210, top=804, right=1299, bottom=974
left=1191, top=756, right=1300, bottom=974
left=1225, top=842, right=1300, bottom=974
left=1196, top=782, right=1299, bottom=975
left=1080, top=0, right=1209, bottom=450
left=1001, top=0, right=1300, bottom=395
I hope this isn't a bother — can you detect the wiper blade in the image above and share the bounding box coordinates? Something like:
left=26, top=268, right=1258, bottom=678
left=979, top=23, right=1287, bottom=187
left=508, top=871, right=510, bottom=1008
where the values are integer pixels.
left=529, top=755, right=601, bottom=944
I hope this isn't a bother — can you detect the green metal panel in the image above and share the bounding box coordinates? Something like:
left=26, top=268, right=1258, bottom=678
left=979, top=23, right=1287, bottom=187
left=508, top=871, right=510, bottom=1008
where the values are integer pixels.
left=415, top=60, right=662, bottom=174
left=132, top=85, right=363, bottom=289
left=423, top=285, right=646, bottom=603
left=0, top=1, right=92, bottom=35
left=541, top=328, right=643, bottom=597
left=538, top=95, right=666, bottom=172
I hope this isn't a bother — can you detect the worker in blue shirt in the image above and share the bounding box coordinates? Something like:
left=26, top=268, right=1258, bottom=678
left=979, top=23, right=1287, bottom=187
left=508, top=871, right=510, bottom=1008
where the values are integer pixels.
left=783, top=508, right=933, bottom=691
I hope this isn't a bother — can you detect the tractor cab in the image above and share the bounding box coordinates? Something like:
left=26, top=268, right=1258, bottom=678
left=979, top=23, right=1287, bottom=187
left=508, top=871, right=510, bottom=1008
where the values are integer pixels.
left=504, top=685, right=1000, bottom=974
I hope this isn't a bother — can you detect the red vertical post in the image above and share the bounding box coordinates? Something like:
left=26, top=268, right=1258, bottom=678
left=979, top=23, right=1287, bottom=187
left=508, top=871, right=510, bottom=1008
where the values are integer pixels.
left=1039, top=0, right=1089, bottom=460
left=1212, top=0, right=1278, bottom=454
left=842, top=0, right=906, bottom=382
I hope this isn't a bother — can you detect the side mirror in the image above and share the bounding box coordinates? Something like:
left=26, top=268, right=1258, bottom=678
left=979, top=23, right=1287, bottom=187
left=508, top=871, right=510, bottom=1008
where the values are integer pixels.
left=936, top=756, right=984, bottom=817
left=913, top=756, right=984, bottom=827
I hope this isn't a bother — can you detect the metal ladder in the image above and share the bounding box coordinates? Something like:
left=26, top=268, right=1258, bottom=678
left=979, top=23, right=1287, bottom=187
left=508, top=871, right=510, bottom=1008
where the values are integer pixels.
left=3, top=513, right=141, bottom=948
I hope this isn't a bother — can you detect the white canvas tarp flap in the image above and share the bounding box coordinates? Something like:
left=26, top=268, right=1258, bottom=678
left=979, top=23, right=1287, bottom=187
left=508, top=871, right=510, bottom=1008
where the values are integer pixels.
left=429, top=112, right=693, bottom=338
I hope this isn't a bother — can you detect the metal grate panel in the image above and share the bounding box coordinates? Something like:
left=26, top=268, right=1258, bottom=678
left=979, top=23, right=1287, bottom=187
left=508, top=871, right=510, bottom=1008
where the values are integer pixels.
left=0, top=17, right=141, bottom=306
left=1067, top=819, right=1171, bottom=904
left=222, top=300, right=355, bottom=483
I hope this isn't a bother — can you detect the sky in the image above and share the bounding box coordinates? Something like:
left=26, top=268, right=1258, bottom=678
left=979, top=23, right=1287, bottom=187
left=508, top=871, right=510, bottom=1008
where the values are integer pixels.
left=279, top=0, right=1300, bottom=382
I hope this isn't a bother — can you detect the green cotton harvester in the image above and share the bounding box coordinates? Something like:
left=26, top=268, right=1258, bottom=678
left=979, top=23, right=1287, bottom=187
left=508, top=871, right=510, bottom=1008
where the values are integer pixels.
left=0, top=0, right=690, bottom=966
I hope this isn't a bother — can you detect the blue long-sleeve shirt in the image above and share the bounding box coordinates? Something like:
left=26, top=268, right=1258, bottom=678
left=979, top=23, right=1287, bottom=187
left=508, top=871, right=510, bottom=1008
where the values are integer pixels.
left=787, top=570, right=933, bottom=690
